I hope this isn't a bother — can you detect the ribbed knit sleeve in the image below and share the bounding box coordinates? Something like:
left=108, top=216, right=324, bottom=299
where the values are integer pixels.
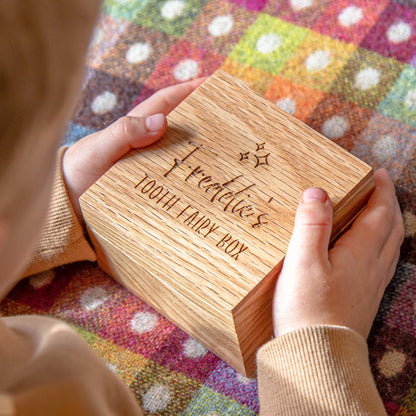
left=257, top=326, right=387, bottom=416
left=23, top=146, right=96, bottom=277
left=0, top=316, right=143, bottom=416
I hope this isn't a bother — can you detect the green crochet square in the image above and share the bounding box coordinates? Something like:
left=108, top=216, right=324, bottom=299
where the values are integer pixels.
left=105, top=0, right=151, bottom=22
left=136, top=0, right=208, bottom=37
left=330, top=47, right=404, bottom=110
left=378, top=65, right=416, bottom=128
left=183, top=386, right=256, bottom=416
left=229, top=13, right=308, bottom=75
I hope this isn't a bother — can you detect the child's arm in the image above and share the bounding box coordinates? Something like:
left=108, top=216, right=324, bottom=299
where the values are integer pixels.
left=0, top=315, right=144, bottom=415
left=23, top=78, right=205, bottom=277
left=257, top=169, right=404, bottom=415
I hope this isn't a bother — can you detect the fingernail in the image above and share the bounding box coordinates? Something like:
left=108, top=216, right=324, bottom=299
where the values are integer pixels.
left=145, top=113, right=165, bottom=132
left=302, top=188, right=328, bottom=203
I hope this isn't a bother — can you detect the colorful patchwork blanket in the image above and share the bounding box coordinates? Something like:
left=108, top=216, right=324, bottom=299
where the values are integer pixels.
left=2, top=0, right=416, bottom=414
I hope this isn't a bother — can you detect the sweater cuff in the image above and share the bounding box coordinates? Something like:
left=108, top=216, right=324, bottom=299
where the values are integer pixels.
left=257, top=325, right=387, bottom=416
left=23, top=146, right=96, bottom=277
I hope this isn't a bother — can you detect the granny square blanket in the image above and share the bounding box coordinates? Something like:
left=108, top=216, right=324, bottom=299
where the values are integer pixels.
left=2, top=1, right=416, bottom=414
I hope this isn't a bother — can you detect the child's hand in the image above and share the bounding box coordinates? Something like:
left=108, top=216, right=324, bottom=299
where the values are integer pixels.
left=273, top=169, right=404, bottom=339
left=62, top=77, right=206, bottom=223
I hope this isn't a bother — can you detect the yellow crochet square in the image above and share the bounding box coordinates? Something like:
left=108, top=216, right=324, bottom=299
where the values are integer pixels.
left=280, top=31, right=356, bottom=93
left=89, top=335, right=148, bottom=385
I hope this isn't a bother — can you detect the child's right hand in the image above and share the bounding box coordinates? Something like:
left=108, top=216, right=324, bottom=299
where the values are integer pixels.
left=63, top=77, right=206, bottom=224
left=273, top=169, right=404, bottom=339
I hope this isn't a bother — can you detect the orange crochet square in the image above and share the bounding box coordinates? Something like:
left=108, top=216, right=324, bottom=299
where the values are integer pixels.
left=264, top=75, right=324, bottom=122
left=220, top=58, right=275, bottom=95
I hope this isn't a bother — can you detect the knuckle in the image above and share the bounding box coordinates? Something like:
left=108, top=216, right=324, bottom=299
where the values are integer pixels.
left=298, top=204, right=332, bottom=227
left=108, top=116, right=135, bottom=138
left=377, top=204, right=395, bottom=224
left=154, top=88, right=176, bottom=108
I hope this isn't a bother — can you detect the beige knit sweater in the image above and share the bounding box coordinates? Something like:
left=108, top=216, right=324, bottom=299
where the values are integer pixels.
left=0, top=148, right=387, bottom=415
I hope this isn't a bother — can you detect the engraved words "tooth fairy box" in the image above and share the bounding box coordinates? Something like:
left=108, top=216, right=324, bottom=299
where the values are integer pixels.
left=80, top=70, right=374, bottom=376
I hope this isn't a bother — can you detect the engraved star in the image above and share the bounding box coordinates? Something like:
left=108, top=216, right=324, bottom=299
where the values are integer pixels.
left=256, top=142, right=266, bottom=151
left=254, top=153, right=270, bottom=168
left=239, top=151, right=250, bottom=161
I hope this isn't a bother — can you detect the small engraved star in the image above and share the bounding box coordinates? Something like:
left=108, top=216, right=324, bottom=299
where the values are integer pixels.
left=254, top=153, right=270, bottom=168
left=239, top=151, right=250, bottom=161
left=256, top=142, right=265, bottom=151
left=238, top=142, right=270, bottom=168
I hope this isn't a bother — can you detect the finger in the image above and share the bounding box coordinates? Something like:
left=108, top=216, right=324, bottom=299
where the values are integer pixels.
left=286, top=188, right=333, bottom=265
left=379, top=196, right=404, bottom=273
left=386, top=248, right=401, bottom=287
left=339, top=169, right=398, bottom=255
left=128, top=77, right=207, bottom=118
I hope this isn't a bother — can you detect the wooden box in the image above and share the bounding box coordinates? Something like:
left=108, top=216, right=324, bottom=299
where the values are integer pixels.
left=80, top=70, right=374, bottom=376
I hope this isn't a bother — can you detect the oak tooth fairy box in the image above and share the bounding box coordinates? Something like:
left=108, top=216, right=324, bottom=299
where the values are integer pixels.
left=80, top=70, right=374, bottom=376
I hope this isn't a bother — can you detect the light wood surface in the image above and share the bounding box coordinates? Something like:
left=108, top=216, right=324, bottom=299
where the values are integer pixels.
left=80, top=70, right=374, bottom=375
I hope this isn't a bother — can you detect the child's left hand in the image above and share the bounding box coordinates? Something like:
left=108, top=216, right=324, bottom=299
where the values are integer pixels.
left=63, top=77, right=206, bottom=224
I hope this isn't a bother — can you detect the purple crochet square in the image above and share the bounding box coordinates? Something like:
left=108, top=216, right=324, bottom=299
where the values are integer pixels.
left=205, top=361, right=259, bottom=413
left=148, top=328, right=221, bottom=383
left=360, top=2, right=416, bottom=63
left=385, top=264, right=416, bottom=337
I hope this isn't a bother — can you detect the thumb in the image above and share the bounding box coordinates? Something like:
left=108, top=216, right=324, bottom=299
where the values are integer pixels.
left=286, top=188, right=333, bottom=264
left=68, top=113, right=167, bottom=180
left=62, top=113, right=166, bottom=222
left=99, top=113, right=167, bottom=164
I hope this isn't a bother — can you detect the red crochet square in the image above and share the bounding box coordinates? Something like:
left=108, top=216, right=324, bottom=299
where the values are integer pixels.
left=144, top=39, right=226, bottom=91
left=313, top=0, right=389, bottom=44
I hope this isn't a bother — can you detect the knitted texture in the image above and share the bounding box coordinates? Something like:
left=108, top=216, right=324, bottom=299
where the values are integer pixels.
left=2, top=0, right=416, bottom=414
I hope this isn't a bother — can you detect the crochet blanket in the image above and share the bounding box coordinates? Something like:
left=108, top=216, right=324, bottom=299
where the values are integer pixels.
left=2, top=1, right=416, bottom=414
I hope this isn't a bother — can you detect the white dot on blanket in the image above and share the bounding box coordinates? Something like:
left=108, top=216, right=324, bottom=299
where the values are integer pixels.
left=403, top=210, right=416, bottom=237
left=236, top=373, right=253, bottom=384
left=322, top=115, right=349, bottom=139
left=387, top=21, right=412, bottom=44
left=338, top=6, right=363, bottom=28
left=289, top=0, right=313, bottom=12
left=173, top=59, right=200, bottom=81
left=379, top=349, right=406, bottom=378
left=126, top=42, right=152, bottom=64
left=91, top=27, right=104, bottom=48
left=305, top=50, right=331, bottom=71
left=372, top=135, right=399, bottom=162
left=79, top=287, right=109, bottom=310
left=183, top=338, right=208, bottom=358
left=29, top=270, right=55, bottom=289
left=208, top=14, right=234, bottom=37
left=106, top=363, right=118, bottom=374
left=256, top=33, right=282, bottom=54
left=142, top=384, right=172, bottom=412
left=354, top=67, right=381, bottom=90
left=276, top=97, right=296, bottom=115
left=404, top=88, right=416, bottom=111
left=161, top=0, right=186, bottom=20
left=91, top=91, right=118, bottom=115
left=131, top=311, right=158, bottom=334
